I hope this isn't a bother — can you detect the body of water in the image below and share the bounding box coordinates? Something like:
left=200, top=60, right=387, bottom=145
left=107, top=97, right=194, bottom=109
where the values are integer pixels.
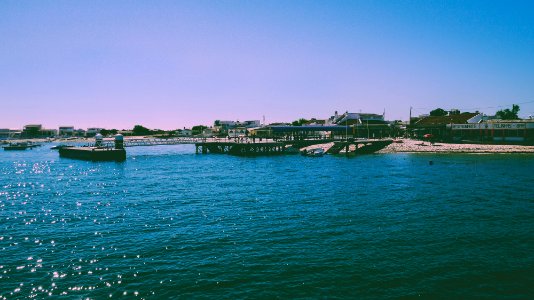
left=1, top=144, right=533, bottom=299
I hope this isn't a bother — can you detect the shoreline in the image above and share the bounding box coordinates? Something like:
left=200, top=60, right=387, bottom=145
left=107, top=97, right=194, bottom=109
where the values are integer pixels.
left=377, top=139, right=534, bottom=154
left=3, top=137, right=534, bottom=154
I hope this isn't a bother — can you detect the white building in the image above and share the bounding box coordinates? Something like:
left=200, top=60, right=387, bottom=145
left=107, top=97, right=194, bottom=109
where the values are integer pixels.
left=176, top=129, right=192, bottom=136
left=228, top=127, right=247, bottom=138
left=328, top=111, right=386, bottom=125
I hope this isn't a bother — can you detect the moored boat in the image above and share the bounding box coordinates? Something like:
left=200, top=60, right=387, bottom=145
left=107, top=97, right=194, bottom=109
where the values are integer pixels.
left=51, top=144, right=74, bottom=150
left=3, top=143, right=30, bottom=150
left=301, top=147, right=325, bottom=157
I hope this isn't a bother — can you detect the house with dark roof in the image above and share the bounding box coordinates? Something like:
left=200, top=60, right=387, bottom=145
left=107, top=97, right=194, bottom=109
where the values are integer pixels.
left=409, top=112, right=481, bottom=141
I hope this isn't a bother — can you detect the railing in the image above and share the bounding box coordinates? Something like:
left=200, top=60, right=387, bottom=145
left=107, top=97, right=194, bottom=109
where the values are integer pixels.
left=99, top=136, right=391, bottom=148
left=101, top=137, right=280, bottom=148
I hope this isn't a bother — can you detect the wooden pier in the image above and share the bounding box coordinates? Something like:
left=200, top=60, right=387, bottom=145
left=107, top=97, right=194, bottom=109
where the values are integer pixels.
left=93, top=136, right=392, bottom=157
left=101, top=137, right=207, bottom=148
left=195, top=139, right=392, bottom=156
left=325, top=139, right=393, bottom=154
left=195, top=141, right=286, bottom=156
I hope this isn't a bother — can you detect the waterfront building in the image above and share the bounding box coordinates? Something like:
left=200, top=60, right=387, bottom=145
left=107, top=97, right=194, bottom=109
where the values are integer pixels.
left=23, top=124, right=42, bottom=137
left=304, top=118, right=326, bottom=125
left=58, top=126, right=75, bottom=136
left=214, top=120, right=261, bottom=136
left=0, top=129, right=9, bottom=139
left=248, top=110, right=393, bottom=140
left=328, top=111, right=386, bottom=126
left=0, top=128, right=19, bottom=140
left=228, top=127, right=248, bottom=138
left=449, top=120, right=534, bottom=144
left=75, top=129, right=86, bottom=137
left=202, top=128, right=216, bottom=137
left=326, top=110, right=391, bottom=138
left=22, top=124, right=56, bottom=138
left=409, top=112, right=481, bottom=141
left=176, top=128, right=192, bottom=136
left=86, top=128, right=104, bottom=137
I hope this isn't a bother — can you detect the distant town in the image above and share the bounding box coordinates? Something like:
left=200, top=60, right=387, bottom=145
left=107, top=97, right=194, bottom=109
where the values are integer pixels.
left=2, top=106, right=534, bottom=145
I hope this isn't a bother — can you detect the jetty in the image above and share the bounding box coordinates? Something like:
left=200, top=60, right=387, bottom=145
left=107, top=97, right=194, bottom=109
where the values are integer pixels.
left=3, top=142, right=41, bottom=151
left=59, top=134, right=126, bottom=161
left=195, top=141, right=286, bottom=155
left=58, top=134, right=392, bottom=160
left=324, top=139, right=393, bottom=154
left=101, top=137, right=205, bottom=147
left=59, top=147, right=126, bottom=161
left=195, top=138, right=393, bottom=156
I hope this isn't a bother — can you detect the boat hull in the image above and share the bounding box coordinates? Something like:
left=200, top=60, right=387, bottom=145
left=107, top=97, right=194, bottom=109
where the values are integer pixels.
left=59, top=147, right=126, bottom=161
left=3, top=146, right=28, bottom=150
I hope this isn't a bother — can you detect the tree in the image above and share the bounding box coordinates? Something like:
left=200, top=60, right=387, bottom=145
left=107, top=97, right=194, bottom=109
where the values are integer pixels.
left=430, top=108, right=447, bottom=117
left=291, top=118, right=309, bottom=126
left=132, top=125, right=151, bottom=136
left=100, top=129, right=118, bottom=136
left=496, top=104, right=520, bottom=120
left=192, top=125, right=207, bottom=135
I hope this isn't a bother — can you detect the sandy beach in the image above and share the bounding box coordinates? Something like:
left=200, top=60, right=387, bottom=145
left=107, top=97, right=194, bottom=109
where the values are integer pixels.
left=301, top=139, right=534, bottom=154
left=377, top=139, right=534, bottom=154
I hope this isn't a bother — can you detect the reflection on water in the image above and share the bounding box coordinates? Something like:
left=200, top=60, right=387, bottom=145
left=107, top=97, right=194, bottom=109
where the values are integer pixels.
left=1, top=144, right=533, bottom=298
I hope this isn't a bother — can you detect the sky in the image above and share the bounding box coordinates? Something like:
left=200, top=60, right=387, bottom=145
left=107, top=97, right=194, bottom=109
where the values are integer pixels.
left=1, top=0, right=534, bottom=130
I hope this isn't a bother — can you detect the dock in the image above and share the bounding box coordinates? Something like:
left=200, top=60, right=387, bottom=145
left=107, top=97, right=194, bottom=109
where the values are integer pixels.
left=195, top=139, right=392, bottom=156
left=58, top=135, right=392, bottom=160
left=325, top=139, right=393, bottom=154
left=195, top=141, right=286, bottom=155
left=58, top=134, right=126, bottom=161
left=59, top=147, right=126, bottom=161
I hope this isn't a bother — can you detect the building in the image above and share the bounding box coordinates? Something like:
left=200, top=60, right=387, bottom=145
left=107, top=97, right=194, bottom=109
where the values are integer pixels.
left=409, top=112, right=480, bottom=141
left=0, top=128, right=17, bottom=140
left=202, top=128, right=216, bottom=137
left=58, top=126, right=75, bottom=136
left=22, top=124, right=42, bottom=137
left=214, top=120, right=261, bottom=136
left=75, top=129, right=86, bottom=137
left=449, top=120, right=534, bottom=144
left=228, top=127, right=248, bottom=138
left=326, top=111, right=391, bottom=138
left=304, top=118, right=326, bottom=125
left=21, top=124, right=56, bottom=138
left=176, top=128, right=192, bottom=136
left=328, top=111, right=386, bottom=126
left=86, top=128, right=104, bottom=137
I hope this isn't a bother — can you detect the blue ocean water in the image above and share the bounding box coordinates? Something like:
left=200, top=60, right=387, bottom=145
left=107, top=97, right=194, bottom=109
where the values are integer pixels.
left=0, top=144, right=533, bottom=299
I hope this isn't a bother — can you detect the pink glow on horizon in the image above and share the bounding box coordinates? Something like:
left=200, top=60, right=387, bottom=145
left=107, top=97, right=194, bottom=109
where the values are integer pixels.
left=1, top=1, right=533, bottom=130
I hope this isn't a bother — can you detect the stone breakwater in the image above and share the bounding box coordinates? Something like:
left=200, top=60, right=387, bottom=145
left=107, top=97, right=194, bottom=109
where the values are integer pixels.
left=377, top=139, right=534, bottom=154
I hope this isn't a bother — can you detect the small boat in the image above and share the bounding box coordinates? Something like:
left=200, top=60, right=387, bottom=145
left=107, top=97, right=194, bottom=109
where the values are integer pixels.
left=3, top=143, right=29, bottom=150
left=301, top=147, right=325, bottom=157
left=50, top=144, right=74, bottom=150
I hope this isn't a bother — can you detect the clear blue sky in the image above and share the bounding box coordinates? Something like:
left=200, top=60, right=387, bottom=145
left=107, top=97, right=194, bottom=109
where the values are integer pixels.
left=1, top=0, right=533, bottom=129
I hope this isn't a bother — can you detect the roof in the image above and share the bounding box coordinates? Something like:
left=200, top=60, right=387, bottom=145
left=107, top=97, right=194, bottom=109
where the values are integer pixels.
left=266, top=125, right=389, bottom=133
left=414, top=113, right=478, bottom=126
left=334, top=112, right=386, bottom=125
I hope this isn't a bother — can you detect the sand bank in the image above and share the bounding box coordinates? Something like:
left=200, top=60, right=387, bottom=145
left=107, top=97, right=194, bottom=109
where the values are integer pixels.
left=377, top=139, right=534, bottom=154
